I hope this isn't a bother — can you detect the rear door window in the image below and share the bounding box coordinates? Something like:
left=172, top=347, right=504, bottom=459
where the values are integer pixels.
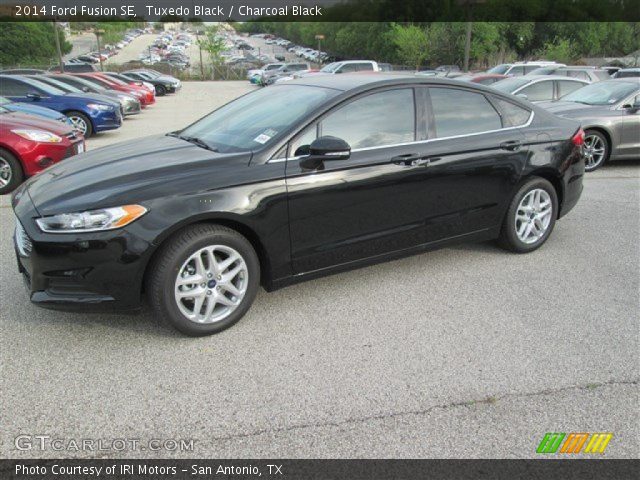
left=429, top=87, right=502, bottom=137
left=519, top=81, right=554, bottom=101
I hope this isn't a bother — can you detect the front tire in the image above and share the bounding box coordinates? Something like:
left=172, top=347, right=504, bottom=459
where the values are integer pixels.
left=146, top=224, right=260, bottom=336
left=155, top=84, right=166, bottom=96
left=498, top=177, right=558, bottom=253
left=66, top=111, right=93, bottom=137
left=0, top=148, right=24, bottom=195
left=583, top=129, right=609, bottom=172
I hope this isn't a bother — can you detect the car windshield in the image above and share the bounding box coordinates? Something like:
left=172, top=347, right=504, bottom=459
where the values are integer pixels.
left=562, top=81, right=638, bottom=105
left=61, top=75, right=104, bottom=91
left=320, top=62, right=340, bottom=73
left=177, top=85, right=338, bottom=154
left=487, top=64, right=510, bottom=74
left=492, top=77, right=532, bottom=93
left=40, top=76, right=81, bottom=93
left=24, top=78, right=66, bottom=95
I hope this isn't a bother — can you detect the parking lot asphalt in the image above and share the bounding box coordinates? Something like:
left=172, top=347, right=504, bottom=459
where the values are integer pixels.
left=0, top=81, right=638, bottom=459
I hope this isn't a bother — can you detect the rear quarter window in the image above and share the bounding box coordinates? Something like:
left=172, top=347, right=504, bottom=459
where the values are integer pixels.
left=491, top=97, right=531, bottom=127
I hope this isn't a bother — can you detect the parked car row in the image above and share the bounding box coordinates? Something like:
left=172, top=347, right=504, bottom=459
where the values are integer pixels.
left=0, top=68, right=181, bottom=194
left=139, top=30, right=192, bottom=70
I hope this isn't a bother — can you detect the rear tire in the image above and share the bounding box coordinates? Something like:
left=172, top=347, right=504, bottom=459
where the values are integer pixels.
left=65, top=111, right=93, bottom=137
left=498, top=177, right=558, bottom=253
left=0, top=148, right=23, bottom=195
left=146, top=224, right=260, bottom=336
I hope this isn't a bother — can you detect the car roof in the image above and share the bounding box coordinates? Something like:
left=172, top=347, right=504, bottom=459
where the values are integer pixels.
left=521, top=75, right=588, bottom=82
left=283, top=72, right=511, bottom=92
left=608, top=77, right=640, bottom=83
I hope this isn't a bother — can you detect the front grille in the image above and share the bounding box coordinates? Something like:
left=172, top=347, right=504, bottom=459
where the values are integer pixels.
left=15, top=222, right=32, bottom=257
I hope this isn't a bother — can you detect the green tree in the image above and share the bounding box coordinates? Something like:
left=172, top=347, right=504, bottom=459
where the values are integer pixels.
left=0, top=23, right=71, bottom=66
left=198, top=25, right=227, bottom=69
left=389, top=23, right=429, bottom=69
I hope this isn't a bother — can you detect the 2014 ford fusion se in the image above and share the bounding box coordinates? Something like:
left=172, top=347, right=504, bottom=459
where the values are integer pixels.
left=12, top=75, right=585, bottom=336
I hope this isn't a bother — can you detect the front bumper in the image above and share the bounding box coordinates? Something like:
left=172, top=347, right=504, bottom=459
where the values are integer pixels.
left=122, top=100, right=141, bottom=116
left=91, top=108, right=123, bottom=132
left=12, top=192, right=152, bottom=311
left=19, top=134, right=85, bottom=177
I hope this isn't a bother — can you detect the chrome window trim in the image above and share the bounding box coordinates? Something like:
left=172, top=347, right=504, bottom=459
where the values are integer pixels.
left=267, top=111, right=534, bottom=163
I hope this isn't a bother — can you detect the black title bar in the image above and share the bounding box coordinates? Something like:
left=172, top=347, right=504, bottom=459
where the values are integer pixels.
left=1, top=0, right=640, bottom=22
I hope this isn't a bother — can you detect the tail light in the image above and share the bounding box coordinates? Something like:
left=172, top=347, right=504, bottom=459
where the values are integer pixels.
left=572, top=128, right=585, bottom=146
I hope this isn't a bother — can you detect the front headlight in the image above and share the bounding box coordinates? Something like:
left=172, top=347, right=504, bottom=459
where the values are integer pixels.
left=12, top=129, right=62, bottom=143
left=36, top=205, right=148, bottom=233
left=87, top=103, right=113, bottom=111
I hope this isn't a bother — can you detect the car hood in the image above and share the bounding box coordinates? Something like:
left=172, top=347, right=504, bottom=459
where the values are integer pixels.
left=25, top=134, right=252, bottom=216
left=3, top=102, right=66, bottom=120
left=62, top=93, right=119, bottom=107
left=1, top=111, right=73, bottom=134
left=537, top=100, right=608, bottom=116
left=155, top=75, right=178, bottom=84
left=68, top=92, right=121, bottom=106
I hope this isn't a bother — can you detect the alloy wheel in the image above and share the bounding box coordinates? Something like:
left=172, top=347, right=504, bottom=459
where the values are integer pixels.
left=0, top=157, right=12, bottom=188
left=583, top=134, right=606, bottom=171
left=174, top=245, right=249, bottom=324
left=68, top=116, right=88, bottom=135
left=515, top=188, right=553, bottom=244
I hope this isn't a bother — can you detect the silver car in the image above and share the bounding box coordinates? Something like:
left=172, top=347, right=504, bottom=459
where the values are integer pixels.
left=527, top=66, right=611, bottom=83
left=538, top=78, right=640, bottom=171
left=492, top=75, right=590, bottom=103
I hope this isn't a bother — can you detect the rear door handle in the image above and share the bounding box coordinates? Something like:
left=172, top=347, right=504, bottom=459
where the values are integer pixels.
left=500, top=140, right=522, bottom=151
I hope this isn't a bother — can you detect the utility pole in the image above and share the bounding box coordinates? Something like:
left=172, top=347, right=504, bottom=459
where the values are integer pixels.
left=459, top=0, right=483, bottom=72
left=52, top=21, right=64, bottom=73
left=95, top=29, right=105, bottom=71
left=464, top=21, right=472, bottom=72
left=197, top=31, right=205, bottom=79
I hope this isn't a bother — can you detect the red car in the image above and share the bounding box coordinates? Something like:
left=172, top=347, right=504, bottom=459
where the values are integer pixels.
left=0, top=109, right=85, bottom=194
left=457, top=73, right=509, bottom=85
left=76, top=73, right=156, bottom=107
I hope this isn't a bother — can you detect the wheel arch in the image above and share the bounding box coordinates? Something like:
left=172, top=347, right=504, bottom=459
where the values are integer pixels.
left=62, top=109, right=96, bottom=130
left=142, top=214, right=273, bottom=293
left=524, top=168, right=564, bottom=217
left=0, top=144, right=25, bottom=177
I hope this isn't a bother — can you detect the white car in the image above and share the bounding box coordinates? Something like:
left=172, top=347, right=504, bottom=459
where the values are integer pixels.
left=297, top=60, right=381, bottom=77
left=487, top=61, right=566, bottom=77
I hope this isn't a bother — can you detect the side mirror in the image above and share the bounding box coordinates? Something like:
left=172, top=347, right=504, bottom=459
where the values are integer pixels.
left=516, top=93, right=528, bottom=100
left=623, top=98, right=640, bottom=113
left=26, top=92, right=42, bottom=100
left=300, top=136, right=351, bottom=170
left=82, top=87, right=90, bottom=92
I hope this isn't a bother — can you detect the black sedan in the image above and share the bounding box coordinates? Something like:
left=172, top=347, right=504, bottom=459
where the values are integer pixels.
left=12, top=75, right=585, bottom=336
left=121, top=70, right=182, bottom=96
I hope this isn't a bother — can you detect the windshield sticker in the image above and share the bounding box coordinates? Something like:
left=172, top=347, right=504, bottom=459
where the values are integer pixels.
left=253, top=134, right=271, bottom=144
left=253, top=129, right=277, bottom=144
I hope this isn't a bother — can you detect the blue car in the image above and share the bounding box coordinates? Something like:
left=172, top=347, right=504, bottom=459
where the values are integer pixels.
left=0, top=95, right=74, bottom=128
left=0, top=75, right=122, bottom=136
